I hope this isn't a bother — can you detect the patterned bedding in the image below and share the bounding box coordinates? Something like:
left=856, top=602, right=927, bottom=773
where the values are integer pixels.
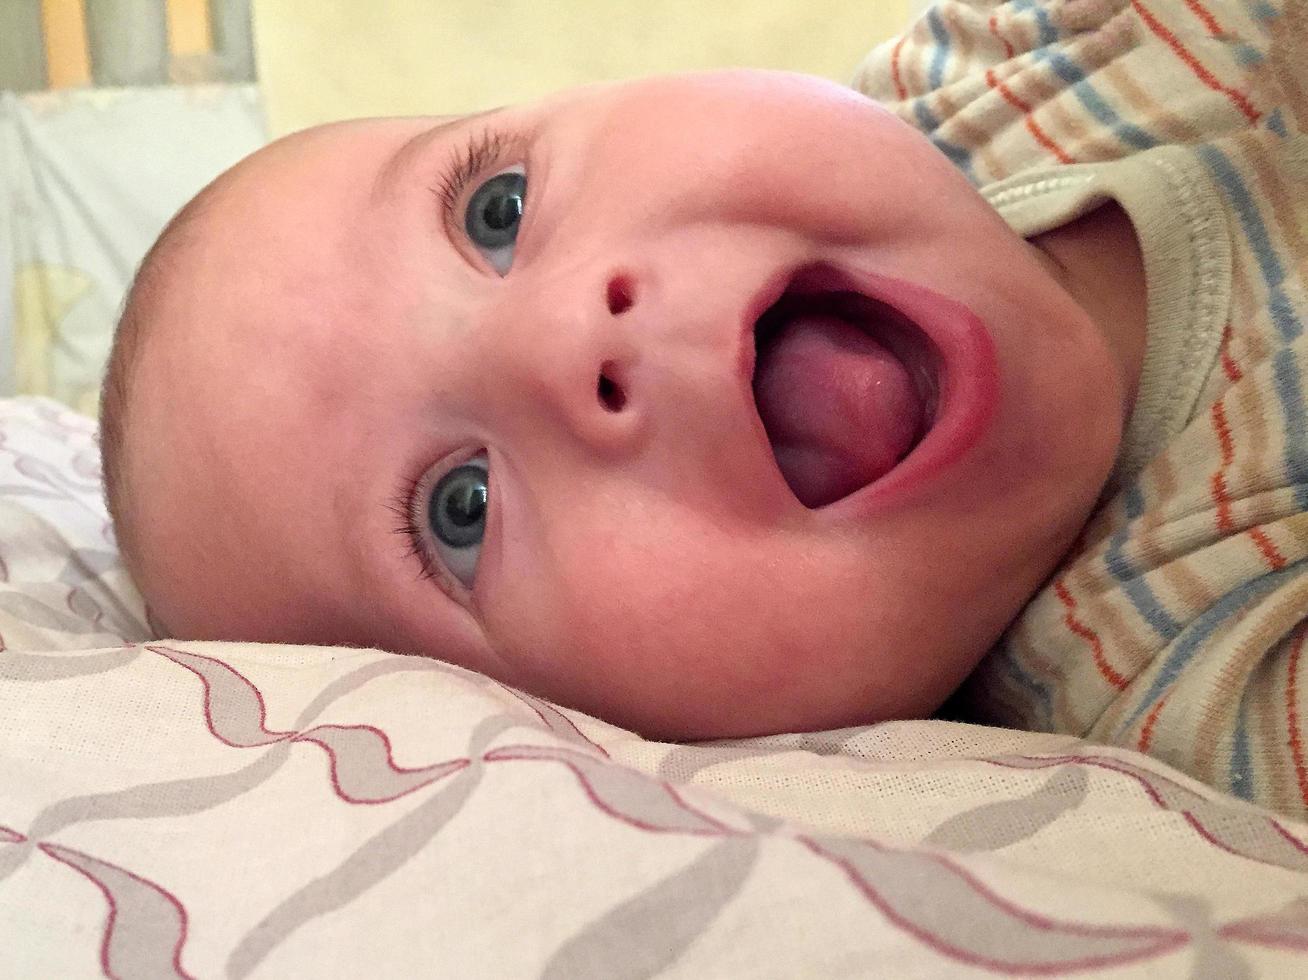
left=0, top=396, right=1305, bottom=977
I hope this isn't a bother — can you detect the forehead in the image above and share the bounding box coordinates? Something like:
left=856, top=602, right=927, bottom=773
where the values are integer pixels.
left=128, top=121, right=436, bottom=562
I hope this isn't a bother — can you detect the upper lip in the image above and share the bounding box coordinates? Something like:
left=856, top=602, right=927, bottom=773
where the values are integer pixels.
left=738, top=265, right=798, bottom=386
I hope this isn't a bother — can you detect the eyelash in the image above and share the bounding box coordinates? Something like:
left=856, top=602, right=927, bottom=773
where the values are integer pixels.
left=430, top=128, right=524, bottom=228
left=388, top=472, right=442, bottom=584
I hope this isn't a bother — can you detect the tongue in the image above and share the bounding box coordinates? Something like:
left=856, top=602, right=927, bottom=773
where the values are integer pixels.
left=754, top=312, right=923, bottom=508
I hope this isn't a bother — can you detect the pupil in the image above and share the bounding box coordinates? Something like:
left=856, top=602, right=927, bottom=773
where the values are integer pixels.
left=482, top=192, right=522, bottom=232
left=444, top=478, right=486, bottom=527
left=465, top=171, right=526, bottom=250
left=429, top=464, right=489, bottom=549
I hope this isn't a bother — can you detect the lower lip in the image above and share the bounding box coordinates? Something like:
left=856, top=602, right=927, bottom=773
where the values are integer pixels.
left=818, top=267, right=1000, bottom=515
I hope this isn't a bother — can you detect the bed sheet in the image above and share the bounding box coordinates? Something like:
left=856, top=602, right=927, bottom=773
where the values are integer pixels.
left=0, top=396, right=1305, bottom=977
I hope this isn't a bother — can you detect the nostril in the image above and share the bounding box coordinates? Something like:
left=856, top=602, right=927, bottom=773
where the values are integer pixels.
left=606, top=274, right=635, bottom=316
left=597, top=363, right=627, bottom=413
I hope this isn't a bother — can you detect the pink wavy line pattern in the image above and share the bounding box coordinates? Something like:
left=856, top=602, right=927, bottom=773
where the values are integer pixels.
left=40, top=842, right=194, bottom=980
left=141, top=646, right=1307, bottom=973
left=986, top=754, right=1308, bottom=872
left=0, top=825, right=26, bottom=844
left=293, top=726, right=469, bottom=804
left=802, top=836, right=1189, bottom=975
left=507, top=688, right=610, bottom=757
left=152, top=646, right=474, bottom=805
left=1219, top=899, right=1308, bottom=952
left=485, top=745, right=738, bottom=837
left=149, top=646, right=294, bottom=747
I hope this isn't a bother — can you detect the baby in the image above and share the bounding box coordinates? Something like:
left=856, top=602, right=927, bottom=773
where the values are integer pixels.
left=101, top=2, right=1308, bottom=814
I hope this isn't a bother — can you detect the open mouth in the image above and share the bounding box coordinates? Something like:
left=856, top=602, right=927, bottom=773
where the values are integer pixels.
left=751, top=265, right=942, bottom=509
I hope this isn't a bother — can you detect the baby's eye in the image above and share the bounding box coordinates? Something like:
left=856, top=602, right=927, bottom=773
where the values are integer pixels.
left=465, top=166, right=526, bottom=275
left=427, top=454, right=489, bottom=588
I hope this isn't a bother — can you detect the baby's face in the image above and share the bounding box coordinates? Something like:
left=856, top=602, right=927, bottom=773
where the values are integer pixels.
left=130, top=70, right=1127, bottom=738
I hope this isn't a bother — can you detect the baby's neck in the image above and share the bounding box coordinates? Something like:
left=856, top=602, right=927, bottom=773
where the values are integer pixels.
left=1029, top=202, right=1148, bottom=417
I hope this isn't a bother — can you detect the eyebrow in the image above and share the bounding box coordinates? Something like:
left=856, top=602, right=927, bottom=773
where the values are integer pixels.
left=372, top=106, right=505, bottom=204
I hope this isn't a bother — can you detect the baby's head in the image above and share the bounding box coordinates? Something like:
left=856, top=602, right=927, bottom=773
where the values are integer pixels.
left=102, top=70, right=1132, bottom=739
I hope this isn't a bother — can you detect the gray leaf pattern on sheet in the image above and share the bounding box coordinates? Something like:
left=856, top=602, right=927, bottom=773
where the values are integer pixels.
left=5, top=639, right=1308, bottom=976
left=19, top=746, right=293, bottom=850
left=1221, top=898, right=1308, bottom=951
left=40, top=842, right=194, bottom=980
left=227, top=714, right=516, bottom=979
left=802, top=835, right=1190, bottom=973
left=0, top=591, right=119, bottom=635
left=228, top=763, right=486, bottom=980
left=1156, top=895, right=1255, bottom=980
left=295, top=725, right=470, bottom=803
left=924, top=765, right=1090, bottom=851
left=153, top=646, right=296, bottom=746
left=485, top=744, right=738, bottom=836
left=1, top=647, right=496, bottom=888
left=0, top=645, right=139, bottom=680
left=988, top=754, right=1308, bottom=873
left=543, top=836, right=760, bottom=980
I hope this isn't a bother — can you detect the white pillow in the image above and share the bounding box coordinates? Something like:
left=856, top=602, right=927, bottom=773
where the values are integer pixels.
left=0, top=396, right=149, bottom=648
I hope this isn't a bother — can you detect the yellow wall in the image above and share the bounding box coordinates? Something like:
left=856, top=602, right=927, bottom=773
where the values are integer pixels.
left=253, top=0, right=910, bottom=136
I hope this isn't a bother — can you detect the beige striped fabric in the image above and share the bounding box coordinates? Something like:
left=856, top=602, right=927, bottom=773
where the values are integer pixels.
left=856, top=0, right=1308, bottom=817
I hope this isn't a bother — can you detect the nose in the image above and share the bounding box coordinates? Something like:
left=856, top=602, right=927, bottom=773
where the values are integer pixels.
left=492, top=265, right=648, bottom=457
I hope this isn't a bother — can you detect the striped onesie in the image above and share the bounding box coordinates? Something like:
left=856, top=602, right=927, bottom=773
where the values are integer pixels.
left=855, top=0, right=1308, bottom=816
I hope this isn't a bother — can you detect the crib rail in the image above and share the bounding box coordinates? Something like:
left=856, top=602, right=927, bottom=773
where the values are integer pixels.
left=0, top=0, right=254, bottom=92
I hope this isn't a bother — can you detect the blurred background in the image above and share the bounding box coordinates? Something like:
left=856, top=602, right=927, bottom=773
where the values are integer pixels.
left=1, top=0, right=913, bottom=414
left=254, top=0, right=911, bottom=134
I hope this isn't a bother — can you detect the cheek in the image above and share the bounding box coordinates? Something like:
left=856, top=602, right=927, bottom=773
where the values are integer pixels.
left=568, top=76, right=974, bottom=248
left=481, top=513, right=913, bottom=737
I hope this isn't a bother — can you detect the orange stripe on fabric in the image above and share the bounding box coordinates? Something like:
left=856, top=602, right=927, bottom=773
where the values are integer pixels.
left=1209, top=399, right=1288, bottom=570
left=1211, top=399, right=1235, bottom=466
left=1286, top=626, right=1308, bottom=808
left=1219, top=322, right=1244, bottom=383
left=891, top=34, right=909, bottom=101
left=1054, top=579, right=1129, bottom=690
left=1181, top=0, right=1225, bottom=38
left=1137, top=690, right=1170, bottom=752
left=1211, top=471, right=1235, bottom=535
left=165, top=0, right=213, bottom=57
left=40, top=0, right=90, bottom=89
left=1130, top=0, right=1261, bottom=124
left=985, top=68, right=1076, bottom=164
left=988, top=12, right=1016, bottom=60
left=1250, top=528, right=1288, bottom=571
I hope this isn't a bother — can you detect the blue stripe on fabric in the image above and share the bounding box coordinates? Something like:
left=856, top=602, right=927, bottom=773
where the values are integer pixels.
left=1196, top=143, right=1301, bottom=343
left=996, top=653, right=1055, bottom=728
left=1012, top=0, right=1059, bottom=47
left=1273, top=350, right=1308, bottom=513
left=1042, top=51, right=1160, bottom=151
left=1230, top=696, right=1254, bottom=800
left=908, top=14, right=978, bottom=182
left=913, top=98, right=942, bottom=133
left=926, top=8, right=951, bottom=91
left=1197, top=142, right=1308, bottom=513
left=1233, top=43, right=1265, bottom=68
left=1250, top=1, right=1279, bottom=24
left=914, top=101, right=978, bottom=183
left=1116, top=559, right=1308, bottom=736
left=1104, top=485, right=1183, bottom=641
left=1000, top=14, right=1159, bottom=155
left=1267, top=109, right=1288, bottom=138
